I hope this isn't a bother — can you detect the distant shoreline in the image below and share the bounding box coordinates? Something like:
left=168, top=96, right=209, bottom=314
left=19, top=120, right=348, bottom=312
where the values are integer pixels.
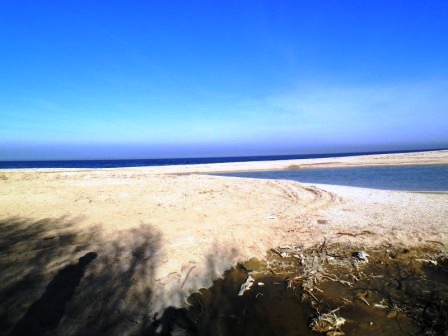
left=1, top=148, right=447, bottom=169
left=1, top=149, right=447, bottom=174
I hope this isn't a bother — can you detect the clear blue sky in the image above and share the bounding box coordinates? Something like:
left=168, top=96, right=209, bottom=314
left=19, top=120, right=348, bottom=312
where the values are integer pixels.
left=1, top=1, right=447, bottom=160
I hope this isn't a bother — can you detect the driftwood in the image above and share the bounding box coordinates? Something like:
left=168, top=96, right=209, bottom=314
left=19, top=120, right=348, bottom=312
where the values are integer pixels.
left=238, top=275, right=254, bottom=296
left=310, top=307, right=346, bottom=335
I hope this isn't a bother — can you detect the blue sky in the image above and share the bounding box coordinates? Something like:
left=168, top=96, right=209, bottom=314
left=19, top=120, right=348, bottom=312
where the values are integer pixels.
left=1, top=1, right=447, bottom=160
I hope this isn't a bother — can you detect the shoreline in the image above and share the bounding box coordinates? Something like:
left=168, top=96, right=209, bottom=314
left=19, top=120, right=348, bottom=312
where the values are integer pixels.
left=0, top=149, right=447, bottom=174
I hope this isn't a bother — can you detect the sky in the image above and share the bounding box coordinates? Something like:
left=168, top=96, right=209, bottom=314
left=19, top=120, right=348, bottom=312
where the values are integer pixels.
left=1, top=1, right=447, bottom=160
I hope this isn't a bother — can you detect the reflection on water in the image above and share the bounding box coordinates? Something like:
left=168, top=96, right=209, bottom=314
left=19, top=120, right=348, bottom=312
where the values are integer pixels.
left=216, top=165, right=448, bottom=191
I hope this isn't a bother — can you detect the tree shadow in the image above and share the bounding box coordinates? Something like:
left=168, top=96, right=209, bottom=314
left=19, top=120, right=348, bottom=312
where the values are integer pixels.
left=0, top=216, right=95, bottom=335
left=9, top=252, right=97, bottom=336
left=0, top=217, right=162, bottom=336
left=2, top=216, right=289, bottom=336
left=62, top=225, right=162, bottom=336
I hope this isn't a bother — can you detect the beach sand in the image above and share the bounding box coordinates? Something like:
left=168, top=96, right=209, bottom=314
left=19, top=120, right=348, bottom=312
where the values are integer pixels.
left=0, top=150, right=447, bottom=335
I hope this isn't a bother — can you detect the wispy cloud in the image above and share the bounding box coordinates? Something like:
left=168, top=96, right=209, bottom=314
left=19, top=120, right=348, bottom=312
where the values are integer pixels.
left=221, top=80, right=448, bottom=139
left=98, top=27, right=129, bottom=46
left=1, top=78, right=446, bottom=151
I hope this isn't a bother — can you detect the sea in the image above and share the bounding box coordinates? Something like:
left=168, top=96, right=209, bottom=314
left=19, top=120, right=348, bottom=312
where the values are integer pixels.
left=0, top=149, right=440, bottom=169
left=1, top=149, right=447, bottom=192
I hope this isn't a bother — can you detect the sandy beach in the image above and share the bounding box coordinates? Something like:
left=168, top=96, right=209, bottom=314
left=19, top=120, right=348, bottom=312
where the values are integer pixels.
left=1, top=150, right=447, bottom=335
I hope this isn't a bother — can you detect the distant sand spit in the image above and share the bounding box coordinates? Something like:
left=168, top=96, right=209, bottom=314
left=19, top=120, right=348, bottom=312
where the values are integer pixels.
left=1, top=149, right=447, bottom=174
left=140, top=149, right=448, bottom=174
left=0, top=150, right=447, bottom=334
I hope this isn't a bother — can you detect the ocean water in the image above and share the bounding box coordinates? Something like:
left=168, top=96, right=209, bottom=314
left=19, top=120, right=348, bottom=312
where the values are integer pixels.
left=0, top=149, right=441, bottom=169
left=216, top=165, right=448, bottom=192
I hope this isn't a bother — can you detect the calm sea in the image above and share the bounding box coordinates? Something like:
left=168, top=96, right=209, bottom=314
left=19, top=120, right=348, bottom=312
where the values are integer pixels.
left=0, top=149, right=440, bottom=169
left=216, top=165, right=448, bottom=192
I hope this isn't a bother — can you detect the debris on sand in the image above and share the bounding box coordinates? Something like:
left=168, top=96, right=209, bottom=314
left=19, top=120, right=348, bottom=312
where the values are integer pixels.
left=310, top=307, right=346, bottom=335
left=352, top=251, right=369, bottom=263
left=238, top=275, right=255, bottom=296
left=415, top=258, right=438, bottom=266
left=179, top=242, right=447, bottom=335
left=264, top=241, right=448, bottom=335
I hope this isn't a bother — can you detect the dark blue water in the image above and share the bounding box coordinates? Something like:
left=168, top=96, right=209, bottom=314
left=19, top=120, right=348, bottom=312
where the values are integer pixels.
left=216, top=165, right=448, bottom=192
left=0, top=149, right=442, bottom=169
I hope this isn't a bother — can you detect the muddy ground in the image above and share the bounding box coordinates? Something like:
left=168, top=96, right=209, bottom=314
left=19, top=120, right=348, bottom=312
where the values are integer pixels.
left=162, top=243, right=448, bottom=336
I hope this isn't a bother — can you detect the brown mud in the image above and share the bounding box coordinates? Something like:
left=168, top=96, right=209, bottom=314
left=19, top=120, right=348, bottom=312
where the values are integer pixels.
left=157, top=244, right=448, bottom=336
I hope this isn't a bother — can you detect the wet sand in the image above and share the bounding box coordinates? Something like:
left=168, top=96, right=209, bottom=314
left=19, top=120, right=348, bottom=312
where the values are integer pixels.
left=0, top=150, right=447, bottom=335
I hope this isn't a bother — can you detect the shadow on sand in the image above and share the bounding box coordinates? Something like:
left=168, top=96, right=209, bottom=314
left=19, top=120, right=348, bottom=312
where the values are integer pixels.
left=0, top=217, right=162, bottom=336
left=1, top=216, right=289, bottom=336
left=9, top=252, right=97, bottom=336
